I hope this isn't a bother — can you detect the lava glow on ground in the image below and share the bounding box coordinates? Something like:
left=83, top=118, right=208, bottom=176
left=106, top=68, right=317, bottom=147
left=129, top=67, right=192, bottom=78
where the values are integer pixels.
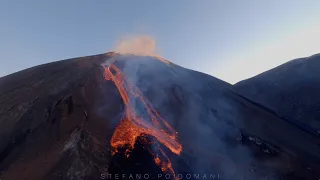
left=103, top=63, right=182, bottom=177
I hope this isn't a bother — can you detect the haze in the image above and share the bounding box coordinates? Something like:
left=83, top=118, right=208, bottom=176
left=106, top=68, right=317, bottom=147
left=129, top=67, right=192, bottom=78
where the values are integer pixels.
left=0, top=1, right=319, bottom=84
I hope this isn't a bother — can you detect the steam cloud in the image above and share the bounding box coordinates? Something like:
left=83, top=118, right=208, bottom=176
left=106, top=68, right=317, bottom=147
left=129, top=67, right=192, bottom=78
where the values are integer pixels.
left=114, top=35, right=158, bottom=56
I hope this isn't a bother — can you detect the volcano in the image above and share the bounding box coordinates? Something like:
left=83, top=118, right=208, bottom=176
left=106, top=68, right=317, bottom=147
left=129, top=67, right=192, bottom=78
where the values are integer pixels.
left=0, top=53, right=319, bottom=180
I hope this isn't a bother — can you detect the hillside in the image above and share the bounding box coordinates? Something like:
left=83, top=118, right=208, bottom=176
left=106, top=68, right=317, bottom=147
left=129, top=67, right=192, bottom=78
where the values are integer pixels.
left=0, top=53, right=319, bottom=180
left=235, top=53, right=320, bottom=135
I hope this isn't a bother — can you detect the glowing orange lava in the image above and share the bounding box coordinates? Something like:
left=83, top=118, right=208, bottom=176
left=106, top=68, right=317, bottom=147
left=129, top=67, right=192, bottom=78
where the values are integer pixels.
left=104, top=63, right=182, bottom=177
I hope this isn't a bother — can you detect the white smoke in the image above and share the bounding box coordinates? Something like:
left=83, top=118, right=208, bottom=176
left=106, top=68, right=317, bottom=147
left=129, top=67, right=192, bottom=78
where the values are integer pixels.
left=113, top=35, right=158, bottom=56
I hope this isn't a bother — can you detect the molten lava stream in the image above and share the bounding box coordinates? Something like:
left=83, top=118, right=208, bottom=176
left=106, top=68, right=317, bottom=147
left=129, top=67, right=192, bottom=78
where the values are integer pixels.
left=104, top=64, right=182, bottom=178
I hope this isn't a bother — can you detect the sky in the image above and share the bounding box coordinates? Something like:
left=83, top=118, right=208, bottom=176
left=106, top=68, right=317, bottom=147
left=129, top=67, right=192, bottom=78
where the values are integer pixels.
left=0, top=1, right=320, bottom=84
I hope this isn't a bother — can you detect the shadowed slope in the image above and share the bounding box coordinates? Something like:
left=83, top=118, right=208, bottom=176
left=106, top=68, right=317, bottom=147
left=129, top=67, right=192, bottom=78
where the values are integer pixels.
left=235, top=53, right=320, bottom=135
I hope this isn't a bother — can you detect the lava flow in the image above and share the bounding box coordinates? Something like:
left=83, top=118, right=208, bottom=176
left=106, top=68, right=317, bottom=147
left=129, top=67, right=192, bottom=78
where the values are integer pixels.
left=103, top=63, right=182, bottom=177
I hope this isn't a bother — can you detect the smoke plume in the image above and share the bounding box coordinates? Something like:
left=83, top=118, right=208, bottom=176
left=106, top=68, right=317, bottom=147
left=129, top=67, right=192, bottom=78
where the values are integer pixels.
left=114, top=35, right=158, bottom=56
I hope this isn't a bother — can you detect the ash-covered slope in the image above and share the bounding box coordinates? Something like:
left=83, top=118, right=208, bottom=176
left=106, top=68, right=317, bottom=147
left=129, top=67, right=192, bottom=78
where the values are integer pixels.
left=0, top=53, right=319, bottom=180
left=0, top=53, right=116, bottom=180
left=235, top=53, right=320, bottom=135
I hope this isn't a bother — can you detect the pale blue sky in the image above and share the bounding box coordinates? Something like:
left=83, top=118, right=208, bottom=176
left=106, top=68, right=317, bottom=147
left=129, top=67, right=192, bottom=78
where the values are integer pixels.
left=1, top=1, right=320, bottom=83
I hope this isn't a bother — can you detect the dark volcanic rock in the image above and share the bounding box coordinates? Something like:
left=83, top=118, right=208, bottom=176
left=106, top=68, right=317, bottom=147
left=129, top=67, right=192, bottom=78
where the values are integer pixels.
left=235, top=53, right=320, bottom=135
left=0, top=53, right=319, bottom=180
left=0, top=52, right=117, bottom=180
